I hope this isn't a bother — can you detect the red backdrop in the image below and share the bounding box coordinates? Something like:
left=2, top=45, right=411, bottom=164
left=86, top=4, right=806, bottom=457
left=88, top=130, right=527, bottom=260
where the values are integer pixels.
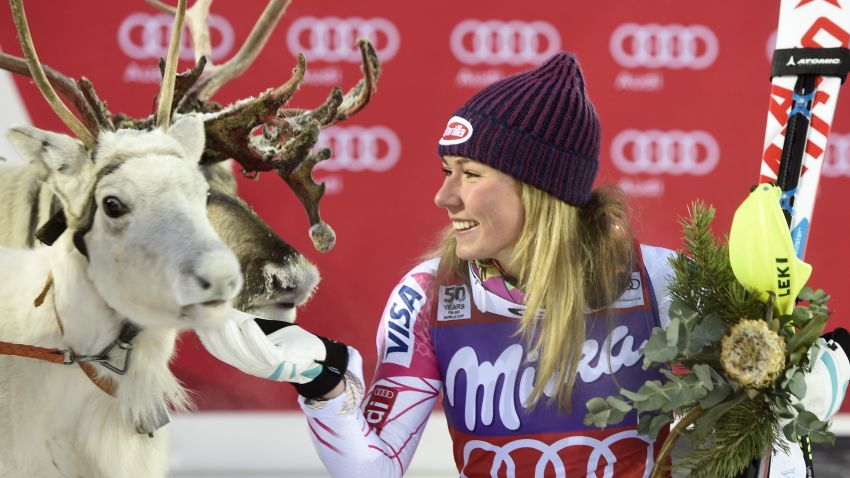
left=1, top=0, right=848, bottom=411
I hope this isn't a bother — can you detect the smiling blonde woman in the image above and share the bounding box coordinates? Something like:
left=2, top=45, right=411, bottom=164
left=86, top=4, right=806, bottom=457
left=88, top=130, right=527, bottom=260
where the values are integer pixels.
left=203, top=52, right=679, bottom=477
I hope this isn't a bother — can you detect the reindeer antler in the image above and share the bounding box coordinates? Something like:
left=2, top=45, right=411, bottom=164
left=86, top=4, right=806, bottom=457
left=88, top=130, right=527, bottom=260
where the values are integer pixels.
left=2, top=0, right=382, bottom=252
left=200, top=40, right=381, bottom=251
left=8, top=0, right=97, bottom=148
left=154, top=0, right=187, bottom=128
left=0, top=52, right=105, bottom=134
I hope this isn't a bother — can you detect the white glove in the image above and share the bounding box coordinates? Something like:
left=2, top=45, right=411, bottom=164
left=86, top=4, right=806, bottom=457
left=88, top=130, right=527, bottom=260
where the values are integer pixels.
left=797, top=334, right=850, bottom=421
left=196, top=309, right=348, bottom=397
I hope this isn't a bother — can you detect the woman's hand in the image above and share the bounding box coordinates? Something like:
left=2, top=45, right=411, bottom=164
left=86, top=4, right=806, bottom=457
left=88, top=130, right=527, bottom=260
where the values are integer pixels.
left=196, top=309, right=348, bottom=399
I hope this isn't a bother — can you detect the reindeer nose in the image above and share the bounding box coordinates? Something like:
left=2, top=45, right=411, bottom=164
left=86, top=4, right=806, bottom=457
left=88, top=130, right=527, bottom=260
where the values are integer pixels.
left=192, top=248, right=243, bottom=301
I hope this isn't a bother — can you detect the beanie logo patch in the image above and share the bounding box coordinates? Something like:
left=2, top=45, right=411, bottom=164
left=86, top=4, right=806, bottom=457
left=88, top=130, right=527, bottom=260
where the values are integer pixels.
left=439, top=116, right=473, bottom=145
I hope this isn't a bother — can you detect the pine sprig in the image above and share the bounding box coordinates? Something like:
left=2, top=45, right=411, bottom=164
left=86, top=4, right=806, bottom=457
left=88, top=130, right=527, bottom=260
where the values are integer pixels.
left=682, top=396, right=783, bottom=477
left=668, top=202, right=762, bottom=327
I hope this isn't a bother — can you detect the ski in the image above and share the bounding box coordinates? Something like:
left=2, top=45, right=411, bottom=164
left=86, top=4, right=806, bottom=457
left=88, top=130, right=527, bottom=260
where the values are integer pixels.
left=757, top=1, right=850, bottom=477
left=760, top=0, right=850, bottom=257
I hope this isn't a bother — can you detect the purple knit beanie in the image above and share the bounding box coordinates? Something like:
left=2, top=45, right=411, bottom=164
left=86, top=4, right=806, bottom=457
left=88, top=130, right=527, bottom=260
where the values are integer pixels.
left=438, top=52, right=600, bottom=206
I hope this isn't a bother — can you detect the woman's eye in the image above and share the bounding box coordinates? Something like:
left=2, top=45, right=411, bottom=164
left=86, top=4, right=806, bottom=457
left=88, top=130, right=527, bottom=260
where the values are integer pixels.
left=102, top=196, right=128, bottom=218
left=463, top=170, right=480, bottom=178
left=441, top=168, right=452, bottom=176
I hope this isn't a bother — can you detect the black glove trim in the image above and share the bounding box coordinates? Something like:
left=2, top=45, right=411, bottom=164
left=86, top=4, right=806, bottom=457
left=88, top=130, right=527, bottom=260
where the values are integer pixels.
left=294, top=336, right=349, bottom=399
left=254, top=317, right=290, bottom=335
left=823, top=327, right=850, bottom=359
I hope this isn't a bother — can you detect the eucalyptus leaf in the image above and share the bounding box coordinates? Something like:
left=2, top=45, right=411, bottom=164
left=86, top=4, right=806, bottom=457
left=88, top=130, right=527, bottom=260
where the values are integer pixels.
left=632, top=381, right=671, bottom=413
left=786, top=315, right=828, bottom=361
left=620, top=388, right=647, bottom=402
left=644, top=328, right=680, bottom=368
left=794, top=410, right=826, bottom=434
left=812, top=289, right=830, bottom=305
left=586, top=397, right=610, bottom=414
left=669, top=300, right=697, bottom=322
left=606, top=396, right=633, bottom=413
left=782, top=409, right=830, bottom=443
left=694, top=397, right=738, bottom=435
left=584, top=397, right=617, bottom=428
left=783, top=421, right=799, bottom=443
left=698, top=378, right=731, bottom=409
left=791, top=307, right=813, bottom=329
left=662, top=381, right=694, bottom=412
left=808, top=429, right=836, bottom=445
left=695, top=314, right=725, bottom=342
left=788, top=371, right=807, bottom=400
left=789, top=350, right=806, bottom=367
left=775, top=394, right=791, bottom=410
left=805, top=343, right=822, bottom=369
left=693, top=364, right=714, bottom=391
left=645, top=380, right=670, bottom=398
left=666, top=319, right=681, bottom=347
left=647, top=413, right=674, bottom=439
left=797, top=287, right=814, bottom=302
left=606, top=408, right=629, bottom=426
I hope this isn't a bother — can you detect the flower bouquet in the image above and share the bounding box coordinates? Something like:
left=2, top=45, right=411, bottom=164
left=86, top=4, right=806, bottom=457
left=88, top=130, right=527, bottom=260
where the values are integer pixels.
left=583, top=190, right=839, bottom=478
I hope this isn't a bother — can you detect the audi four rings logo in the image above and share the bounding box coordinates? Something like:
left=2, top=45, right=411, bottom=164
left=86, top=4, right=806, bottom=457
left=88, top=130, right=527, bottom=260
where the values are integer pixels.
left=824, top=133, right=850, bottom=177
left=315, top=126, right=401, bottom=173
left=610, top=23, right=718, bottom=69
left=118, top=13, right=234, bottom=60
left=287, top=17, right=400, bottom=62
left=450, top=20, right=561, bottom=65
left=611, top=130, right=720, bottom=176
left=372, top=388, right=395, bottom=399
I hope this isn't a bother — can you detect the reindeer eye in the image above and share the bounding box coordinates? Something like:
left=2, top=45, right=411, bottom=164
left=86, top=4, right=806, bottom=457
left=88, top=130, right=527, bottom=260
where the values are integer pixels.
left=102, top=196, right=128, bottom=218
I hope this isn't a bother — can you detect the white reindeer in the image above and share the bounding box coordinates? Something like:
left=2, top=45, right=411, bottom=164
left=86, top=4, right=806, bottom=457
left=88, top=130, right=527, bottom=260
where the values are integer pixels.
left=0, top=115, right=242, bottom=477
left=0, top=1, right=242, bottom=475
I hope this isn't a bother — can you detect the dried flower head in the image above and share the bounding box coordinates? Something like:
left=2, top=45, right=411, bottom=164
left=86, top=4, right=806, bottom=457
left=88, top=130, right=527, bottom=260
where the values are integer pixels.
left=721, top=319, right=786, bottom=389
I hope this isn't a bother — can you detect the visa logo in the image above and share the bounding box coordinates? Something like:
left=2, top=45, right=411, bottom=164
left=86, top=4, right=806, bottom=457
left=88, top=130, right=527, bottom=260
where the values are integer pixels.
left=383, top=280, right=425, bottom=367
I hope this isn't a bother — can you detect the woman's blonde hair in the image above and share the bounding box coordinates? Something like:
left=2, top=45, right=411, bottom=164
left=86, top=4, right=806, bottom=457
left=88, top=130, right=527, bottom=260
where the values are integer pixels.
left=434, top=182, right=633, bottom=410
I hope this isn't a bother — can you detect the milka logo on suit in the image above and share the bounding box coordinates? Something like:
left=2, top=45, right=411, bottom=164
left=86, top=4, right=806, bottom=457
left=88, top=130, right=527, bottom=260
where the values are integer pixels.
left=446, top=325, right=644, bottom=431
left=382, top=278, right=425, bottom=367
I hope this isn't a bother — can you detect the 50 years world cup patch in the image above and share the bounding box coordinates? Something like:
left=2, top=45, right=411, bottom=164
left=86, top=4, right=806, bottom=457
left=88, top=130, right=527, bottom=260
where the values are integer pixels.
left=438, top=285, right=471, bottom=321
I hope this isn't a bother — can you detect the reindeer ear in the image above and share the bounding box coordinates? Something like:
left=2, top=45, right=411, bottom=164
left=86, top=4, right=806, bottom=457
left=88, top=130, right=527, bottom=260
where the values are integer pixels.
left=6, top=126, right=89, bottom=180
left=167, top=114, right=205, bottom=164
